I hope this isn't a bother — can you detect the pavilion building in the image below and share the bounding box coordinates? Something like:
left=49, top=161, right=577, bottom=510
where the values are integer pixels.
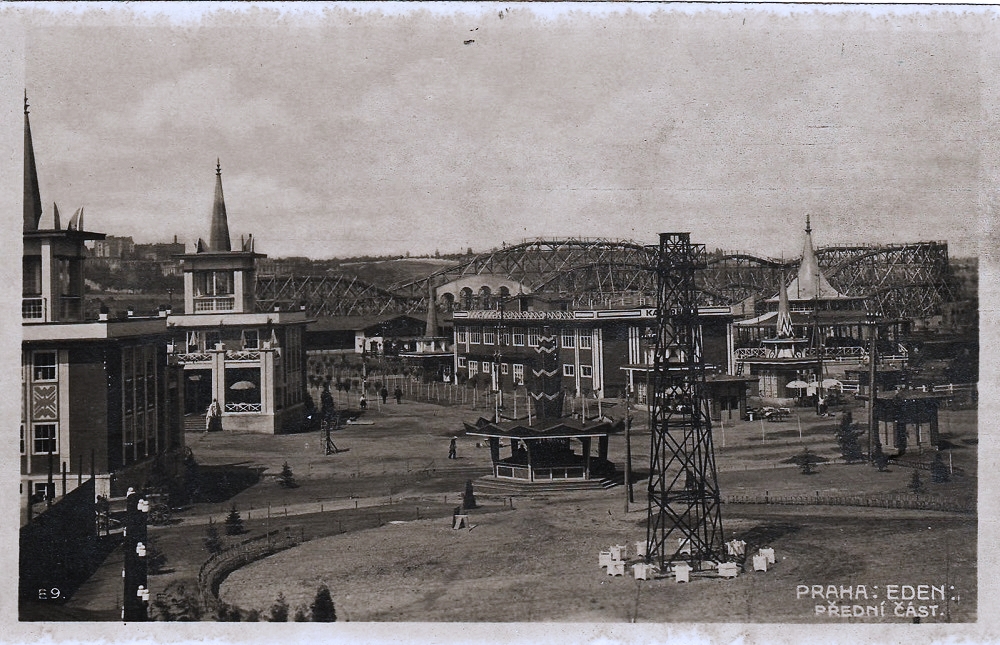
left=20, top=97, right=184, bottom=514
left=734, top=217, right=879, bottom=400
left=166, top=163, right=310, bottom=434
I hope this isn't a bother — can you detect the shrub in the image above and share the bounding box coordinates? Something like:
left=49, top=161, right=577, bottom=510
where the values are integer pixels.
left=293, top=605, right=309, bottom=621
left=310, top=584, right=337, bottom=622
left=224, top=503, right=245, bottom=536
left=931, top=453, right=950, bottom=483
left=834, top=411, right=865, bottom=463
left=908, top=470, right=925, bottom=494
left=268, top=593, right=289, bottom=622
left=204, top=519, right=223, bottom=555
left=278, top=462, right=298, bottom=489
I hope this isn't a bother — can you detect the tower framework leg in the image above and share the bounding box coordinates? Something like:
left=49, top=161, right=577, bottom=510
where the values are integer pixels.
left=646, top=233, right=726, bottom=570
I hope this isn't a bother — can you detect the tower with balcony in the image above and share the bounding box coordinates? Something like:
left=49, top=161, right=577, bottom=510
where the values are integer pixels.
left=168, top=162, right=310, bottom=433
left=20, top=96, right=185, bottom=514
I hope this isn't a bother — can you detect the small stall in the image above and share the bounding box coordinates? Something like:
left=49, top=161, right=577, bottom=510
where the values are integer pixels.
left=464, top=416, right=623, bottom=482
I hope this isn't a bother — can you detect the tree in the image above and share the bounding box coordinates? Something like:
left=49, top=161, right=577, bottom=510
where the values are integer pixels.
left=215, top=602, right=242, bottom=621
left=310, top=584, right=337, bottom=622
left=245, top=609, right=261, bottom=622
left=782, top=448, right=828, bottom=475
left=224, top=503, right=245, bottom=536
left=293, top=605, right=309, bottom=622
left=204, top=519, right=223, bottom=555
left=931, top=452, right=950, bottom=483
left=145, top=537, right=168, bottom=575
left=462, top=479, right=478, bottom=509
left=908, top=469, right=925, bottom=494
left=268, top=593, right=289, bottom=622
left=149, top=581, right=202, bottom=621
left=834, top=411, right=865, bottom=463
left=278, top=462, right=298, bottom=489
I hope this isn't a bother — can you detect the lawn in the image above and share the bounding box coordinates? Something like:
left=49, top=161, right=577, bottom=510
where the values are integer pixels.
left=59, top=397, right=977, bottom=624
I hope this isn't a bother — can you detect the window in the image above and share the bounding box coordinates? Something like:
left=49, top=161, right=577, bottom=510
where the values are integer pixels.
left=527, top=328, right=540, bottom=347
left=194, top=270, right=234, bottom=296
left=242, top=329, right=259, bottom=349
left=205, top=331, right=221, bottom=350
left=512, top=363, right=524, bottom=384
left=581, top=365, right=593, bottom=378
left=470, top=329, right=482, bottom=344
left=580, top=331, right=592, bottom=349
left=33, top=423, right=57, bottom=454
left=499, top=329, right=511, bottom=346
left=468, top=361, right=478, bottom=376
left=32, top=351, right=57, bottom=381
left=33, top=482, right=54, bottom=501
left=561, top=331, right=575, bottom=348
left=501, top=363, right=509, bottom=375
left=20, top=424, right=25, bottom=455
left=512, top=330, right=525, bottom=346
left=563, top=364, right=575, bottom=377
left=483, top=328, right=496, bottom=345
left=456, top=327, right=468, bottom=344
left=482, top=361, right=492, bottom=375
left=457, top=356, right=467, bottom=367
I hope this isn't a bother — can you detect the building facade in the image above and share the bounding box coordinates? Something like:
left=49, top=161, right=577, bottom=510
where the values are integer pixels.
left=166, top=162, right=310, bottom=434
left=21, top=99, right=184, bottom=510
left=452, top=297, right=734, bottom=405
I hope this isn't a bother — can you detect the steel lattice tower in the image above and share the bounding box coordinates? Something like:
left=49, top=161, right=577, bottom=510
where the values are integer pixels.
left=646, top=233, right=726, bottom=570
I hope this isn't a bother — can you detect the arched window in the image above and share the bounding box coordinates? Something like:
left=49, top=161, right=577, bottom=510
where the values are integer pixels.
left=479, top=286, right=492, bottom=310
left=460, top=287, right=474, bottom=311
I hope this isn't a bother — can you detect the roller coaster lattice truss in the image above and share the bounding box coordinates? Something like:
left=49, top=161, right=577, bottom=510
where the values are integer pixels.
left=645, top=233, right=726, bottom=570
left=254, top=238, right=956, bottom=320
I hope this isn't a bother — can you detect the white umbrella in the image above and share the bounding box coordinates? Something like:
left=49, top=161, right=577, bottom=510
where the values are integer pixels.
left=230, top=381, right=257, bottom=391
left=821, top=378, right=843, bottom=389
left=785, top=380, right=809, bottom=390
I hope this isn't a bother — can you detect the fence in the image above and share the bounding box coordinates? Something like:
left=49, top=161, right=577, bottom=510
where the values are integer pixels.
left=197, top=529, right=305, bottom=610
left=722, top=492, right=974, bottom=514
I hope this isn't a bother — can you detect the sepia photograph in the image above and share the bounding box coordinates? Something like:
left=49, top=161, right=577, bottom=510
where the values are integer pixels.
left=4, top=1, right=996, bottom=641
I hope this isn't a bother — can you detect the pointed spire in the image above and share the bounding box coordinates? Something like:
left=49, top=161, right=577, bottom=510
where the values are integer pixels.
left=67, top=207, right=81, bottom=231
left=776, top=278, right=793, bottom=339
left=209, top=159, right=232, bottom=252
left=51, top=203, right=61, bottom=229
left=787, top=214, right=848, bottom=301
left=23, top=91, right=43, bottom=232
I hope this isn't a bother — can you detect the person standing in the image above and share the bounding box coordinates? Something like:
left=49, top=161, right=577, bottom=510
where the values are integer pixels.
left=206, top=398, right=222, bottom=432
left=380, top=386, right=389, bottom=405
left=448, top=436, right=457, bottom=459
left=394, top=387, right=403, bottom=404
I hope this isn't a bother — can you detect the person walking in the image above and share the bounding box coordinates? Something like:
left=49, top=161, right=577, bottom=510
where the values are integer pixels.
left=380, top=386, right=389, bottom=405
left=448, top=436, right=457, bottom=459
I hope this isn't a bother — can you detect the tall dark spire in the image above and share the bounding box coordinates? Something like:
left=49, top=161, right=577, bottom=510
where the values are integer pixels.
left=209, top=159, right=232, bottom=252
left=23, top=91, right=43, bottom=232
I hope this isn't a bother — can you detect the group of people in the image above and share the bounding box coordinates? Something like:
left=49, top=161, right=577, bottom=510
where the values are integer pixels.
left=359, top=385, right=405, bottom=409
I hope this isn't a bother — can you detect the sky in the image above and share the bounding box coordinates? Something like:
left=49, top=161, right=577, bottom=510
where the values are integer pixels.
left=11, top=3, right=1000, bottom=260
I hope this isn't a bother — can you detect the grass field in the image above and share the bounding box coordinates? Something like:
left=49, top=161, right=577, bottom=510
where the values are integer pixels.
left=59, top=397, right=977, bottom=623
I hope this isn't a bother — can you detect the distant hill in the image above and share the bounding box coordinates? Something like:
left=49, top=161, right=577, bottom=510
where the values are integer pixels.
left=336, top=257, right=458, bottom=288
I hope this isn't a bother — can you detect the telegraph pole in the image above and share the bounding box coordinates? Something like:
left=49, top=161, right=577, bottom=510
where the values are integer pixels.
left=867, top=312, right=879, bottom=461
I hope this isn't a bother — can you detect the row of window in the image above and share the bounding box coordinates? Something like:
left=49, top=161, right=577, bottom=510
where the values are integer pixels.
left=186, top=329, right=271, bottom=352
left=458, top=357, right=594, bottom=379
left=456, top=327, right=594, bottom=349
